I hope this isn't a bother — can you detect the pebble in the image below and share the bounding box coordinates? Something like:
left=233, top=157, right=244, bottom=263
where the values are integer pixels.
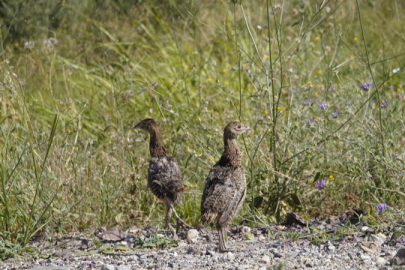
left=101, top=265, right=115, bottom=270
left=205, top=249, right=215, bottom=256
left=370, top=234, right=385, bottom=245
left=376, top=257, right=386, bottom=266
left=260, top=255, right=270, bottom=264
left=187, top=229, right=199, bottom=243
left=116, top=266, right=129, bottom=270
left=227, top=252, right=235, bottom=261
left=361, top=226, right=369, bottom=232
left=241, top=226, right=251, bottom=234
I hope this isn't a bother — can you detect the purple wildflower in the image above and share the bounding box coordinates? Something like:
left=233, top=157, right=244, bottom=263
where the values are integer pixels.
left=380, top=99, right=388, bottom=108
left=317, top=179, right=326, bottom=189
left=328, top=86, right=334, bottom=92
left=303, top=100, right=309, bottom=105
left=376, top=203, right=388, bottom=214
left=318, top=102, right=327, bottom=109
left=331, top=110, right=339, bottom=118
left=360, top=82, right=372, bottom=91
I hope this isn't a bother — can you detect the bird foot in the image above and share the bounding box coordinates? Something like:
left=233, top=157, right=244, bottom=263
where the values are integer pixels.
left=218, top=247, right=230, bottom=253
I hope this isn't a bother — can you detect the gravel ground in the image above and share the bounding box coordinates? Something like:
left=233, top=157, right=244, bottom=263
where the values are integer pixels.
left=2, top=214, right=405, bottom=270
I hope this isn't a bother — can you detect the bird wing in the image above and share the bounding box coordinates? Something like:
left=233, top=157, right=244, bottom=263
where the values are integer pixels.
left=201, top=166, right=246, bottom=226
left=148, top=156, right=183, bottom=203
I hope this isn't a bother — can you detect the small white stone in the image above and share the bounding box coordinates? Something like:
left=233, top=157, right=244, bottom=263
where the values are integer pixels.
left=187, top=229, right=199, bottom=243
left=241, top=226, right=251, bottom=234
left=361, top=254, right=372, bottom=261
left=116, top=266, right=129, bottom=270
left=101, top=265, right=115, bottom=270
left=173, top=252, right=178, bottom=257
left=227, top=252, right=235, bottom=261
left=361, top=226, right=369, bottom=232
left=376, top=257, right=386, bottom=266
left=260, top=255, right=271, bottom=264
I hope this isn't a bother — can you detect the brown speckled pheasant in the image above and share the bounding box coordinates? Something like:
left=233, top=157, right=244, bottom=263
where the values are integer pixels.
left=135, top=118, right=189, bottom=235
left=201, top=121, right=251, bottom=252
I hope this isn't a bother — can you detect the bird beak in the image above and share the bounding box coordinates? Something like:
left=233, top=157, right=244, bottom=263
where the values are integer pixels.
left=244, top=125, right=251, bottom=131
left=134, top=123, right=141, bottom=129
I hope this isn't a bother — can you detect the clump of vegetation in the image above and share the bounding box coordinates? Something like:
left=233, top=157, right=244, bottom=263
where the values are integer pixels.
left=0, top=0, right=404, bottom=260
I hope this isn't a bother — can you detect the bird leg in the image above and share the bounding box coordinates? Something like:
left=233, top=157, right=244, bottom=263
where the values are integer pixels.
left=217, top=225, right=229, bottom=252
left=164, top=197, right=177, bottom=240
left=170, top=205, right=192, bottom=231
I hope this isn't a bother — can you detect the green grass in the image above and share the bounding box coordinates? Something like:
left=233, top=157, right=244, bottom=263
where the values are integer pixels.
left=0, top=0, right=405, bottom=259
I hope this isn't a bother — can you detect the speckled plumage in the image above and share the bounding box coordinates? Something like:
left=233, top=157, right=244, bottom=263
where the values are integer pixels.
left=135, top=118, right=187, bottom=234
left=200, top=121, right=251, bottom=252
left=201, top=165, right=246, bottom=226
left=148, top=156, right=183, bottom=207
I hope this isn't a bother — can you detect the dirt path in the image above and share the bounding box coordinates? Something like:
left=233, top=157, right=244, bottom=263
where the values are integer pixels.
left=2, top=221, right=404, bottom=270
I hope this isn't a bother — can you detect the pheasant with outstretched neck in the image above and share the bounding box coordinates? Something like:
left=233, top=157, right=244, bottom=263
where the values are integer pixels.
left=200, top=121, right=251, bottom=252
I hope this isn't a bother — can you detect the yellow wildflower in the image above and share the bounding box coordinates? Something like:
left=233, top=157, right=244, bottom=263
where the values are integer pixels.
left=224, top=81, right=229, bottom=86
left=277, top=106, right=283, bottom=111
left=350, top=54, right=355, bottom=59
left=315, top=36, right=320, bottom=41
left=307, top=81, right=313, bottom=86
left=222, top=69, right=227, bottom=74
left=329, top=175, right=334, bottom=180
left=314, top=91, right=318, bottom=96
left=354, top=36, right=359, bottom=42
left=397, top=87, right=402, bottom=93
left=242, top=63, right=247, bottom=69
left=207, top=77, right=213, bottom=82
left=318, top=70, right=322, bottom=75
left=263, top=110, right=269, bottom=115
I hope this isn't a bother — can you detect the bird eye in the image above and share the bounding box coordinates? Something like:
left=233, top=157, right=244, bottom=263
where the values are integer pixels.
left=237, top=125, right=241, bottom=128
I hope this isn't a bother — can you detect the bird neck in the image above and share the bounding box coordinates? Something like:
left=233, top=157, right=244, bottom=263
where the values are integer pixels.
left=149, top=128, right=166, bottom=158
left=218, top=138, right=241, bottom=167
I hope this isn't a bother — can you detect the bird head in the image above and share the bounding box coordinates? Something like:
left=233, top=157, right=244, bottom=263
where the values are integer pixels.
left=224, top=121, right=251, bottom=139
left=134, top=118, right=159, bottom=133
